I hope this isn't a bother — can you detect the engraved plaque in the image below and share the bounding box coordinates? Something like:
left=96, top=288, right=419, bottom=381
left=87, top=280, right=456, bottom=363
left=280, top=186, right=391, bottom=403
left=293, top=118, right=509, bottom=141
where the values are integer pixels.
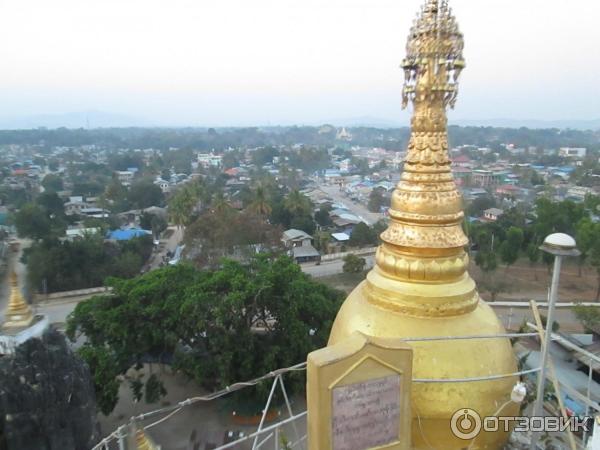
left=332, top=374, right=401, bottom=450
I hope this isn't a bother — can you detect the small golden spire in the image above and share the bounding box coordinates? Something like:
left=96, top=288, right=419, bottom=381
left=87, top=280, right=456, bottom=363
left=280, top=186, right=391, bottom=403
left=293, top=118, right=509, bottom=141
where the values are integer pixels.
left=135, top=428, right=157, bottom=450
left=3, top=271, right=33, bottom=329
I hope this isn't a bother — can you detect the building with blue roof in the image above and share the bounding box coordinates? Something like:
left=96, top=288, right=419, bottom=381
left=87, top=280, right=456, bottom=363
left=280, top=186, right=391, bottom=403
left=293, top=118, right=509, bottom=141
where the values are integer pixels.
left=106, top=228, right=151, bottom=241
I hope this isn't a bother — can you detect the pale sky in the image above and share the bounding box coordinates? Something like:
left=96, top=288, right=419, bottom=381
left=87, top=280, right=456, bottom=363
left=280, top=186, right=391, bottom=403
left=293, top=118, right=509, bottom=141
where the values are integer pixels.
left=0, top=0, right=598, bottom=126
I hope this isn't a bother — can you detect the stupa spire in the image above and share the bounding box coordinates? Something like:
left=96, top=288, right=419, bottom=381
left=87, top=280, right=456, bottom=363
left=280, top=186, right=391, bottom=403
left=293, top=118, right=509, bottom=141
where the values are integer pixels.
left=3, top=271, right=33, bottom=329
left=328, top=1, right=518, bottom=448
left=370, top=0, right=470, bottom=317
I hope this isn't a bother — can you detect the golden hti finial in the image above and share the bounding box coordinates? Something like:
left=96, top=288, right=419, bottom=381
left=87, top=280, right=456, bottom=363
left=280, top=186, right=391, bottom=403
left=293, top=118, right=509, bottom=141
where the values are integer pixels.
left=401, top=0, right=465, bottom=110
left=3, top=271, right=34, bottom=329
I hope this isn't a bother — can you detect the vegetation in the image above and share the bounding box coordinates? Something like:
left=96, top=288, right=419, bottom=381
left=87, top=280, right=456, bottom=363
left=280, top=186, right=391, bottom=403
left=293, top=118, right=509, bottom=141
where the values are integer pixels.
left=469, top=197, right=600, bottom=299
left=348, top=221, right=386, bottom=247
left=573, top=304, right=600, bottom=334
left=66, top=255, right=344, bottom=415
left=343, top=254, right=366, bottom=274
left=13, top=192, right=67, bottom=240
left=24, top=234, right=153, bottom=293
left=367, top=189, right=386, bottom=213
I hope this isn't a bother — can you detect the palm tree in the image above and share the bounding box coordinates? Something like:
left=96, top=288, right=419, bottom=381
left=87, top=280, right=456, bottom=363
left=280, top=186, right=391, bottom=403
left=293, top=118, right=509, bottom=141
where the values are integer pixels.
left=212, top=191, right=233, bottom=216
left=284, top=189, right=312, bottom=217
left=248, top=185, right=272, bottom=218
left=168, top=185, right=197, bottom=232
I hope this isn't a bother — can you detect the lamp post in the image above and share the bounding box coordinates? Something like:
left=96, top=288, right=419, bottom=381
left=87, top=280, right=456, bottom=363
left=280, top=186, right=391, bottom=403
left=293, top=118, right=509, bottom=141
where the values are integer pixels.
left=531, top=233, right=580, bottom=450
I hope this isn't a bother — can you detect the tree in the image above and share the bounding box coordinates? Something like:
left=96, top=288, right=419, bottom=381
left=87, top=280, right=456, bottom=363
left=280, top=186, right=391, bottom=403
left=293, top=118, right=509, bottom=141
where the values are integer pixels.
left=168, top=184, right=199, bottom=231
left=576, top=218, right=596, bottom=277
left=475, top=250, right=498, bottom=273
left=499, top=226, right=524, bottom=272
left=37, top=191, right=65, bottom=219
left=25, top=234, right=152, bottom=293
left=0, top=330, right=100, bottom=449
left=185, top=209, right=282, bottom=268
left=526, top=242, right=540, bottom=280
left=140, top=212, right=167, bottom=236
left=67, top=256, right=344, bottom=414
left=314, top=206, right=333, bottom=228
left=478, top=277, right=508, bottom=302
left=589, top=240, right=600, bottom=301
left=343, top=254, right=366, bottom=274
left=367, top=189, right=385, bottom=213
left=573, top=304, right=600, bottom=334
left=248, top=185, right=272, bottom=218
left=41, top=174, right=64, bottom=192
left=128, top=179, right=164, bottom=209
left=14, top=203, right=53, bottom=240
left=466, top=195, right=496, bottom=218
left=290, top=215, right=316, bottom=235
left=349, top=223, right=378, bottom=247
left=284, top=190, right=312, bottom=218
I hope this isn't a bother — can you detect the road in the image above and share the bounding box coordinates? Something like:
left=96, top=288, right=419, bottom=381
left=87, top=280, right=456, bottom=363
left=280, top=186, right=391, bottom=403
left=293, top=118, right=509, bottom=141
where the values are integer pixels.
left=302, top=255, right=375, bottom=277
left=146, top=226, right=184, bottom=270
left=318, top=184, right=383, bottom=226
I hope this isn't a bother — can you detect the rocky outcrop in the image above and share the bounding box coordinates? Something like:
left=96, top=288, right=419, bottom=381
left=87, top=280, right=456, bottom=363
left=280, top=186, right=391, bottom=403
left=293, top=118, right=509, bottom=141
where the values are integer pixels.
left=0, top=329, right=100, bottom=450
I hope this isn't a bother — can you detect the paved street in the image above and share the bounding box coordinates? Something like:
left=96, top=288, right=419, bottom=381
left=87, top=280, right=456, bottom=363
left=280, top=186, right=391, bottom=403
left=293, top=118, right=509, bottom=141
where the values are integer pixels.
left=318, top=184, right=383, bottom=225
left=146, top=226, right=184, bottom=270
left=302, top=255, right=375, bottom=277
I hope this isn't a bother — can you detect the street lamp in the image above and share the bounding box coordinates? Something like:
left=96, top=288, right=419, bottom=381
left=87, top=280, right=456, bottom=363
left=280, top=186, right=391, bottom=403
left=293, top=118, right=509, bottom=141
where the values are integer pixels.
left=531, top=233, right=580, bottom=450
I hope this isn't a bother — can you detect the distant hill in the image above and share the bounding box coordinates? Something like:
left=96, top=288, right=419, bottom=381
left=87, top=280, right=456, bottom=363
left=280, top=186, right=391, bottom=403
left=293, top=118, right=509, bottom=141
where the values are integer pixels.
left=0, top=111, right=150, bottom=129
left=0, top=111, right=598, bottom=131
left=449, top=118, right=600, bottom=131
left=326, top=116, right=600, bottom=131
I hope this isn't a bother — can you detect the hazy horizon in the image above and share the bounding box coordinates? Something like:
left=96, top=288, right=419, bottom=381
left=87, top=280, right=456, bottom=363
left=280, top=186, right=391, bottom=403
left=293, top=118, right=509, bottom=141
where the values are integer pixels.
left=1, top=0, right=598, bottom=127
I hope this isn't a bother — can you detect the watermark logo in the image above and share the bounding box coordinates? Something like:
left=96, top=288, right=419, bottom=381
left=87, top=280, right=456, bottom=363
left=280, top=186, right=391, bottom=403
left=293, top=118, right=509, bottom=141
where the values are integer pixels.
left=450, top=409, right=482, bottom=440
left=450, top=409, right=591, bottom=440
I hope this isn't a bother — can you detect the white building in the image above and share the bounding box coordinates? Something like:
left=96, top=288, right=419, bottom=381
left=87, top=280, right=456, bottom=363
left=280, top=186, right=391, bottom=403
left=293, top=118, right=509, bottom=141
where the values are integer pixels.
left=559, top=147, right=587, bottom=159
left=115, top=170, right=135, bottom=185
left=483, top=208, right=504, bottom=222
left=197, top=153, right=222, bottom=168
left=567, top=186, right=593, bottom=201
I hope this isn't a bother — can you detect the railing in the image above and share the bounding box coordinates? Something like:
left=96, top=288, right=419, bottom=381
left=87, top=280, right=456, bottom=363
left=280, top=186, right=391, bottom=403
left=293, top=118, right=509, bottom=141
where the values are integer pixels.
left=92, top=331, right=544, bottom=450
left=90, top=315, right=600, bottom=450
left=320, top=246, right=377, bottom=262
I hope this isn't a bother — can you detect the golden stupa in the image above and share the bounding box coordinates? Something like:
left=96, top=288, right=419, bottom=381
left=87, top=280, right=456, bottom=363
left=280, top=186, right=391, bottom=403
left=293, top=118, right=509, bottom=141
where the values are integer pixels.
left=135, top=428, right=156, bottom=450
left=3, top=271, right=34, bottom=329
left=328, top=1, right=518, bottom=448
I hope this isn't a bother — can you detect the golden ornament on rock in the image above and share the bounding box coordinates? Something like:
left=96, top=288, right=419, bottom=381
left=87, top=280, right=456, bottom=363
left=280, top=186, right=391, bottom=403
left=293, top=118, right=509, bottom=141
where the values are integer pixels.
left=328, top=1, right=518, bottom=448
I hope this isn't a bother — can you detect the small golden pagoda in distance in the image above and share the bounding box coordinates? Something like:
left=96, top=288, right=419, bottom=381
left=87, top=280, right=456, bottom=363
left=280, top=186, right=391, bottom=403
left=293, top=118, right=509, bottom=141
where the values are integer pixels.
left=3, top=271, right=34, bottom=329
left=328, top=0, right=518, bottom=448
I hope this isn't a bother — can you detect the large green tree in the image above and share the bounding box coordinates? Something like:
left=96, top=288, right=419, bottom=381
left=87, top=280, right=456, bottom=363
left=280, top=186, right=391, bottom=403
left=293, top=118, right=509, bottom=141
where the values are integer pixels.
left=41, top=174, right=64, bottom=192
left=499, top=226, right=524, bottom=272
left=128, top=179, right=165, bottom=209
left=67, top=256, right=344, bottom=415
